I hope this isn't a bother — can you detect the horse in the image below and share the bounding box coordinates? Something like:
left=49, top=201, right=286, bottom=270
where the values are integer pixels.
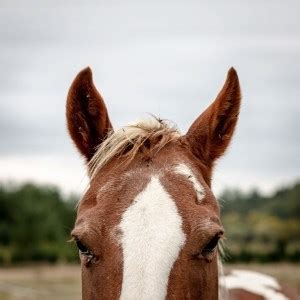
left=66, top=67, right=295, bottom=300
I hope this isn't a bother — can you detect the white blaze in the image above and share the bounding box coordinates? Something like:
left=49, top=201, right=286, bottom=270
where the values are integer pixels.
left=174, top=163, right=205, bottom=202
left=119, top=176, right=186, bottom=300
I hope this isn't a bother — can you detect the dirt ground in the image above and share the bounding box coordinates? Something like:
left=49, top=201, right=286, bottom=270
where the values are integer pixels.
left=0, top=265, right=81, bottom=300
left=0, top=263, right=299, bottom=299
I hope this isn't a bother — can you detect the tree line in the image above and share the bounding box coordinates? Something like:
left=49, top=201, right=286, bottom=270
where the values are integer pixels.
left=0, top=180, right=299, bottom=264
left=0, top=183, right=77, bottom=264
left=220, top=182, right=300, bottom=262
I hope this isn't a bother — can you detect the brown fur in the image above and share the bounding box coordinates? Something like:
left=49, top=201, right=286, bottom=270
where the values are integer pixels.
left=184, top=67, right=241, bottom=178
left=66, top=67, right=112, bottom=161
left=66, top=67, right=241, bottom=299
left=228, top=289, right=265, bottom=300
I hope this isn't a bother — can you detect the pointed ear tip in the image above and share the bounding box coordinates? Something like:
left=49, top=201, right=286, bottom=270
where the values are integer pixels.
left=227, top=67, right=239, bottom=81
left=68, top=66, right=94, bottom=94
left=76, top=66, right=93, bottom=81
left=67, top=66, right=94, bottom=103
left=228, top=66, right=237, bottom=75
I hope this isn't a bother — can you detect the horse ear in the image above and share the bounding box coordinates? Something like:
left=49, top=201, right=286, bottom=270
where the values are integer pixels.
left=185, top=67, right=241, bottom=167
left=66, top=67, right=113, bottom=161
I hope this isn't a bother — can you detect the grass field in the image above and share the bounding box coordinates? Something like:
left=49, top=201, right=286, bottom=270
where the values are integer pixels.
left=0, top=263, right=299, bottom=299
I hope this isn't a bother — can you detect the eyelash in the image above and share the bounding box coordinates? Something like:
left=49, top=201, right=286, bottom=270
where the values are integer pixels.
left=74, top=239, right=96, bottom=265
left=202, top=234, right=220, bottom=254
left=192, top=233, right=222, bottom=262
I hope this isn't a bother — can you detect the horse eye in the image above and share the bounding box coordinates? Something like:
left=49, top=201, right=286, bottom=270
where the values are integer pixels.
left=76, top=240, right=90, bottom=255
left=202, top=234, right=220, bottom=255
left=74, top=239, right=97, bottom=266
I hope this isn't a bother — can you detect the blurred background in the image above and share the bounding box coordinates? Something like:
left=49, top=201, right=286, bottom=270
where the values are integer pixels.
left=0, top=0, right=299, bottom=299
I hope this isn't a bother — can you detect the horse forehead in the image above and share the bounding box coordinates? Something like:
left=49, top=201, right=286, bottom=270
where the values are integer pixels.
left=92, top=162, right=207, bottom=205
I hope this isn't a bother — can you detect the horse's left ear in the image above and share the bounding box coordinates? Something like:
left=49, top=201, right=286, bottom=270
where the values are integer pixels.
left=185, top=67, right=241, bottom=167
left=66, top=67, right=113, bottom=161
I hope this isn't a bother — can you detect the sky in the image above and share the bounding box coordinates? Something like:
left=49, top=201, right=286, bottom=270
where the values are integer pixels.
left=0, top=0, right=299, bottom=195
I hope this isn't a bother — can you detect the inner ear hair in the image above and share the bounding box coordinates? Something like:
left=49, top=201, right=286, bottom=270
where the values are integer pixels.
left=185, top=67, right=241, bottom=166
left=66, top=67, right=113, bottom=161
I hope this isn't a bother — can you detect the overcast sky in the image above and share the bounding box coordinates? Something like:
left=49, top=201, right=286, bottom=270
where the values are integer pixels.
left=0, top=0, right=299, bottom=195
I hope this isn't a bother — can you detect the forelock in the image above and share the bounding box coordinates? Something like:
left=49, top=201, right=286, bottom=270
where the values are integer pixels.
left=88, top=117, right=180, bottom=178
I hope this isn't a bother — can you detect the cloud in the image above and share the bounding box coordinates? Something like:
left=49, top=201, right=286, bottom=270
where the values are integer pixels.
left=0, top=0, right=299, bottom=194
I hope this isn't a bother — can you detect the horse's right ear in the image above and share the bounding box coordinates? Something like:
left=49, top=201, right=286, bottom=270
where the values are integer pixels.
left=66, top=67, right=113, bottom=161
